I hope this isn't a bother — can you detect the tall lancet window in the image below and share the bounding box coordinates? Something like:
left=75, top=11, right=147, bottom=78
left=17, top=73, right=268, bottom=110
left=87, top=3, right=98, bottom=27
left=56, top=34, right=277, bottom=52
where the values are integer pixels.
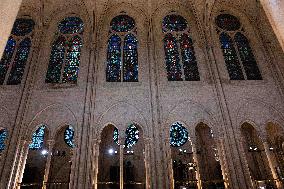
left=162, top=14, right=200, bottom=81
left=0, top=18, right=35, bottom=85
left=106, top=15, right=138, bottom=82
left=216, top=14, right=262, bottom=80
left=46, top=17, right=84, bottom=84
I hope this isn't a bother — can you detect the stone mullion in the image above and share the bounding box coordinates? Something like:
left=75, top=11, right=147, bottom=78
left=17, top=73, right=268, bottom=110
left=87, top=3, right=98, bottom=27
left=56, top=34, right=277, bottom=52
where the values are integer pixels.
left=42, top=140, right=55, bottom=189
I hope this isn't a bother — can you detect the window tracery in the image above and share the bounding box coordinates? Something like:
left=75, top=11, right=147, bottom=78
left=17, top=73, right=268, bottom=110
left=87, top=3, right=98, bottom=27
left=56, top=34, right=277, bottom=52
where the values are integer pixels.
left=216, top=14, right=262, bottom=80
left=170, top=122, right=189, bottom=147
left=0, top=18, right=34, bottom=85
left=106, top=15, right=138, bottom=82
left=64, top=126, right=75, bottom=148
left=46, top=17, right=84, bottom=84
left=163, top=14, right=200, bottom=81
left=113, top=124, right=139, bottom=148
left=29, top=125, right=46, bottom=150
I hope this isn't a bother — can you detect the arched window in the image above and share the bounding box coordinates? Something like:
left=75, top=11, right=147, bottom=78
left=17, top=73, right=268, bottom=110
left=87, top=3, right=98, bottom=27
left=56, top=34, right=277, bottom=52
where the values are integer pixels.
left=64, top=125, right=75, bottom=148
left=113, top=123, right=139, bottom=148
left=106, top=15, right=138, bottom=82
left=29, top=125, right=46, bottom=150
left=216, top=14, right=262, bottom=80
left=0, top=129, right=8, bottom=153
left=0, top=18, right=34, bottom=85
left=162, top=14, right=200, bottom=81
left=46, top=17, right=84, bottom=84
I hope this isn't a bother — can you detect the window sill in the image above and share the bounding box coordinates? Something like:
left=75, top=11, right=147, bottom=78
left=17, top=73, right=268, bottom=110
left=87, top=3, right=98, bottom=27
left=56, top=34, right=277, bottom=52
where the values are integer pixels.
left=102, top=81, right=142, bottom=88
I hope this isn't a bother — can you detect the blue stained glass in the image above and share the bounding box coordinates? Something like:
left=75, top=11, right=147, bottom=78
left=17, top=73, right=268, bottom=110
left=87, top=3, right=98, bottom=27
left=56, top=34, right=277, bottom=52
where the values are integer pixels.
left=163, top=15, right=188, bottom=32
left=58, top=17, right=84, bottom=34
left=110, top=15, right=135, bottom=32
left=106, top=35, right=122, bottom=82
left=46, top=36, right=66, bottom=83
left=113, top=124, right=139, bottom=148
left=216, top=14, right=241, bottom=31
left=7, top=38, right=31, bottom=85
left=29, top=125, right=46, bottom=150
left=219, top=32, right=244, bottom=80
left=234, top=32, right=262, bottom=80
left=123, top=34, right=138, bottom=82
left=170, top=122, right=188, bottom=147
left=62, top=36, right=82, bottom=83
left=113, top=128, right=119, bottom=145
left=0, top=129, right=8, bottom=152
left=125, top=124, right=139, bottom=148
left=12, top=18, right=35, bottom=36
left=0, top=37, right=16, bottom=85
left=64, top=126, right=75, bottom=148
left=180, top=34, right=200, bottom=81
left=164, top=33, right=182, bottom=81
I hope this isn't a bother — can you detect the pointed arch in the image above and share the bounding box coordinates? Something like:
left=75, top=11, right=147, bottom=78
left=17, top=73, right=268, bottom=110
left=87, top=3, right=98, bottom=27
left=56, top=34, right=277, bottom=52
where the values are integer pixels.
left=7, top=38, right=32, bottom=85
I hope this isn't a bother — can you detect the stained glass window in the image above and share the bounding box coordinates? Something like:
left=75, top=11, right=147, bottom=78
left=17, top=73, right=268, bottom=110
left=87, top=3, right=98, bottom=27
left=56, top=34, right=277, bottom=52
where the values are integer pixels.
left=64, top=126, right=75, bottom=148
left=46, top=17, right=84, bottom=84
left=164, top=34, right=182, bottom=81
left=216, top=14, right=262, bottom=80
left=113, top=124, right=139, bottom=148
left=0, top=37, right=16, bottom=84
left=29, top=125, right=46, bottom=150
left=12, top=18, right=35, bottom=36
left=162, top=14, right=188, bottom=32
left=62, top=36, right=83, bottom=83
left=123, top=34, right=138, bottom=82
left=125, top=124, right=139, bottom=148
left=7, top=38, right=31, bottom=85
left=107, top=15, right=138, bottom=82
left=163, top=14, right=200, bottom=81
left=180, top=34, right=200, bottom=81
left=0, top=129, right=8, bottom=153
left=106, top=35, right=122, bottom=82
left=219, top=32, right=244, bottom=80
left=234, top=32, right=262, bottom=80
left=46, top=36, right=66, bottom=83
left=110, top=15, right=135, bottom=32
left=170, top=122, right=188, bottom=147
left=215, top=14, right=241, bottom=31
left=58, top=17, right=84, bottom=34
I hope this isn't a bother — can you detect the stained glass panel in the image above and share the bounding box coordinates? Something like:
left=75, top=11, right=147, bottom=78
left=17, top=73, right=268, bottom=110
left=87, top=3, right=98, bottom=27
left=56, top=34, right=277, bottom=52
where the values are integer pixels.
left=0, top=129, right=7, bottom=152
left=106, top=35, right=122, bottom=82
left=180, top=34, right=200, bottom=81
left=170, top=122, right=188, bottom=147
left=123, top=34, right=138, bottom=82
left=12, top=18, right=35, bottom=36
left=64, top=126, right=75, bottom=148
left=110, top=15, right=135, bottom=32
left=234, top=32, right=262, bottom=80
left=0, top=37, right=16, bottom=85
left=216, top=14, right=241, bottom=31
left=125, top=124, right=139, bottom=148
left=7, top=38, right=31, bottom=85
left=162, top=15, right=188, bottom=32
left=29, top=125, right=46, bottom=150
left=113, top=124, right=139, bottom=148
left=58, top=17, right=84, bottom=34
left=219, top=32, right=244, bottom=80
left=164, top=33, right=182, bottom=81
left=46, top=36, right=66, bottom=83
left=62, top=36, right=82, bottom=83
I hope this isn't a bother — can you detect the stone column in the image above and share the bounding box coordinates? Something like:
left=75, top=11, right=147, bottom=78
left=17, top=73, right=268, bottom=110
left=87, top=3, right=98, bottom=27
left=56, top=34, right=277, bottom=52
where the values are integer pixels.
left=42, top=140, right=55, bottom=189
left=263, top=141, right=282, bottom=188
left=192, top=143, right=202, bottom=189
left=0, top=0, right=22, bottom=57
left=119, top=142, right=124, bottom=189
left=260, top=0, right=284, bottom=51
left=15, top=139, right=31, bottom=189
left=92, top=139, right=100, bottom=189
left=144, top=137, right=151, bottom=189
